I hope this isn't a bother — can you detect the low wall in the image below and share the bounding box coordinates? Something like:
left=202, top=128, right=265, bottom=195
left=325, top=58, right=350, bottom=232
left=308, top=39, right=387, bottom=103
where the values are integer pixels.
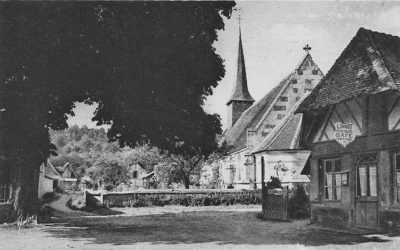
left=98, top=189, right=262, bottom=207
left=311, top=204, right=350, bottom=229
left=379, top=209, right=400, bottom=231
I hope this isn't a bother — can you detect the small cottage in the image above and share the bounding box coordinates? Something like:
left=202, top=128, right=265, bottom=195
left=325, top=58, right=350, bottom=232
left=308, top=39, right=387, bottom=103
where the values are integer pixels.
left=56, top=162, right=78, bottom=190
left=128, top=163, right=148, bottom=190
left=297, top=28, right=400, bottom=230
left=38, top=161, right=61, bottom=197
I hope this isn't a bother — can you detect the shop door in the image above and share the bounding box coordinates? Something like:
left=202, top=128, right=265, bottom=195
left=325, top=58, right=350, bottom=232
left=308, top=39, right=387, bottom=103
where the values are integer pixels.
left=354, top=154, right=378, bottom=228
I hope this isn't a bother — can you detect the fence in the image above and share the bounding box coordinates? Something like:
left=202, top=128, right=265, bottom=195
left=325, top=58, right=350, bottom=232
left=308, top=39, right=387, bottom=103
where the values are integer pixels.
left=262, top=187, right=290, bottom=221
left=0, top=184, right=10, bottom=203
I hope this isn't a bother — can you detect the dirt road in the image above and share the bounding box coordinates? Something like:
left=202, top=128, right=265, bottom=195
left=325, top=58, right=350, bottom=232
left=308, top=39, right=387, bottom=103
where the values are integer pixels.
left=1, top=205, right=399, bottom=250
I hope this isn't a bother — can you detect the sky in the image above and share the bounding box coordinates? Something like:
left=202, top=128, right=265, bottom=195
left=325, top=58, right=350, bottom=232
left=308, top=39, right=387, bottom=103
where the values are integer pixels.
left=68, top=0, right=400, bottom=130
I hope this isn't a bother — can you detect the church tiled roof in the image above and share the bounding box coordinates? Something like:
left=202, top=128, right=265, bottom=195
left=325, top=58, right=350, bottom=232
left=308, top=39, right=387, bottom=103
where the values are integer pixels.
left=227, top=30, right=255, bottom=104
left=251, top=94, right=308, bottom=154
left=298, top=28, right=400, bottom=112
left=222, top=73, right=294, bottom=152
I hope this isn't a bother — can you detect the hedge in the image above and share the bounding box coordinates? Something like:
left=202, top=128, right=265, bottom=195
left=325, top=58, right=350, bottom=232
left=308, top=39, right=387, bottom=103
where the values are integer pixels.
left=101, top=190, right=262, bottom=207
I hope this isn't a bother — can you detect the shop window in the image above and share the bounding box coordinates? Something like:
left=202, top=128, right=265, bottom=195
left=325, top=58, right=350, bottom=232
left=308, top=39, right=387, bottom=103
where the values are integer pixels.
left=324, top=159, right=342, bottom=200
left=293, top=88, right=298, bottom=93
left=356, top=153, right=377, bottom=197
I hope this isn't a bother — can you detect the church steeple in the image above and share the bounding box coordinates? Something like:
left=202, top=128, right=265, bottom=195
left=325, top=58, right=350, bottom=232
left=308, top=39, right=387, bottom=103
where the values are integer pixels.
left=227, top=28, right=255, bottom=129
left=227, top=29, right=255, bottom=105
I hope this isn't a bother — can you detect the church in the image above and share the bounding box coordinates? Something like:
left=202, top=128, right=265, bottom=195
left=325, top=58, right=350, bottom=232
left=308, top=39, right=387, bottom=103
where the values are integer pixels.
left=218, top=29, right=324, bottom=189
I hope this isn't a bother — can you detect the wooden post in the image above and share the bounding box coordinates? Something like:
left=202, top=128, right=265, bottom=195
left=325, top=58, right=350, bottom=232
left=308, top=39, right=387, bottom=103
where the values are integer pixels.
left=261, top=157, right=265, bottom=213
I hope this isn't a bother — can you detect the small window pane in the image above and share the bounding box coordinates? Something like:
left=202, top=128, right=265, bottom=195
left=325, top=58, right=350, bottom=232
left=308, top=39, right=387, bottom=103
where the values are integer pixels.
left=325, top=161, right=332, bottom=173
left=396, top=154, right=400, bottom=170
left=335, top=160, right=342, bottom=172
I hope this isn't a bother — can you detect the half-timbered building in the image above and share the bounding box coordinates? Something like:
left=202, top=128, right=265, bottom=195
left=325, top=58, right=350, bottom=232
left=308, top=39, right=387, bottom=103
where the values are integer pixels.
left=297, top=28, right=400, bottom=230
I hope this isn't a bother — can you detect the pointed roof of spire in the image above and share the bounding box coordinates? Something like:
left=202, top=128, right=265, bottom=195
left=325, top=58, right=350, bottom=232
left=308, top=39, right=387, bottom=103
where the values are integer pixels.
left=227, top=29, right=255, bottom=105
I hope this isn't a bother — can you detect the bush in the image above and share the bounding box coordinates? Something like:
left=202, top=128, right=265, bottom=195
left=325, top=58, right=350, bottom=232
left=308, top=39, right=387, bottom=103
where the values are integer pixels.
left=288, top=185, right=310, bottom=219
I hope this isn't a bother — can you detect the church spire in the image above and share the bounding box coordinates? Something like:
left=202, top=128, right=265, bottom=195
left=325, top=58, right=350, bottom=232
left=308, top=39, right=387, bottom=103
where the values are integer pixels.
left=227, top=28, right=255, bottom=105
left=226, top=25, right=255, bottom=129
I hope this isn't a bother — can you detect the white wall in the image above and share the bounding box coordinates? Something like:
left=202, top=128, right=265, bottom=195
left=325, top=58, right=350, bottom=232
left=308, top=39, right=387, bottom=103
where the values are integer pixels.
left=254, top=150, right=310, bottom=188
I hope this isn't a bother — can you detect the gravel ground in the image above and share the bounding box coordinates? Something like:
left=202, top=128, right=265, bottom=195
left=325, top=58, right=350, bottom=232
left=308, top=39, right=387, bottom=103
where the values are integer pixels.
left=1, top=203, right=400, bottom=250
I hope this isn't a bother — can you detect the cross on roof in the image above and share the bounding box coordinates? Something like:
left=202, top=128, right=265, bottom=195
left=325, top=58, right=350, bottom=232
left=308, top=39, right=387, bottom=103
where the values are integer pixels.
left=303, top=44, right=312, bottom=53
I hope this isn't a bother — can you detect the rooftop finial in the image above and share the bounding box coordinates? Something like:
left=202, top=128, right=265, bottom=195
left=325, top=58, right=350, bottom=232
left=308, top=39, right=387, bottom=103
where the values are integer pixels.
left=236, top=7, right=242, bottom=31
left=303, top=44, right=312, bottom=53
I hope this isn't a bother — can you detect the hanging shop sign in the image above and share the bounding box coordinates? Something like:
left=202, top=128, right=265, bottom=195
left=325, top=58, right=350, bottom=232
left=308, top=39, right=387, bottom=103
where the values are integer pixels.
left=334, top=122, right=355, bottom=147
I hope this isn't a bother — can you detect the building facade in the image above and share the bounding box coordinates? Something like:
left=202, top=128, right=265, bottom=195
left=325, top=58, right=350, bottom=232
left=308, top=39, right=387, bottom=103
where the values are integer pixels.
left=297, top=28, right=400, bottom=230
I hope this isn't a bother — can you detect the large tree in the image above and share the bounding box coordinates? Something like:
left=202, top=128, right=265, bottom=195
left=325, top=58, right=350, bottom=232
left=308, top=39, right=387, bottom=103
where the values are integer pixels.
left=0, top=2, right=234, bottom=223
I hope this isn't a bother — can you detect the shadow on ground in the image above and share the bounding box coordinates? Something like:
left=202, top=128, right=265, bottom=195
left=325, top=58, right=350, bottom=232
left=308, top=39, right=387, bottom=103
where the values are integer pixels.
left=42, top=210, right=392, bottom=247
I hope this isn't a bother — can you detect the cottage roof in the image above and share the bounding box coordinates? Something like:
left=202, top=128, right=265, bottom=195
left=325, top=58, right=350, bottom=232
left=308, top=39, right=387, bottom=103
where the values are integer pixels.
left=298, top=28, right=400, bottom=112
left=45, top=161, right=61, bottom=179
left=227, top=29, right=255, bottom=105
left=56, top=162, right=77, bottom=178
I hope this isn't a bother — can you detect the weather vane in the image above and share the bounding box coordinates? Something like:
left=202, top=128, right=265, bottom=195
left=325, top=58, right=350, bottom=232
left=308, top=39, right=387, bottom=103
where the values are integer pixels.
left=235, top=7, right=242, bottom=28
left=303, top=44, right=312, bottom=53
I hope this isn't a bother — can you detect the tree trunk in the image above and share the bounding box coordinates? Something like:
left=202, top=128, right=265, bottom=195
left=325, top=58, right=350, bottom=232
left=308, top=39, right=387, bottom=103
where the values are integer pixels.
left=6, top=155, right=41, bottom=224
left=183, top=175, right=190, bottom=189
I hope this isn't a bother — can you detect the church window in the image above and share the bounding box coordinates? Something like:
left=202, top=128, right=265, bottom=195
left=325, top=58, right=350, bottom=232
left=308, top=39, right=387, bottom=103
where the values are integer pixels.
left=293, top=88, right=298, bottom=93
left=273, top=105, right=286, bottom=111
left=279, top=96, right=288, bottom=102
left=291, top=79, right=297, bottom=84
left=304, top=88, right=313, bottom=93
left=305, top=79, right=312, bottom=84
left=277, top=114, right=285, bottom=120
